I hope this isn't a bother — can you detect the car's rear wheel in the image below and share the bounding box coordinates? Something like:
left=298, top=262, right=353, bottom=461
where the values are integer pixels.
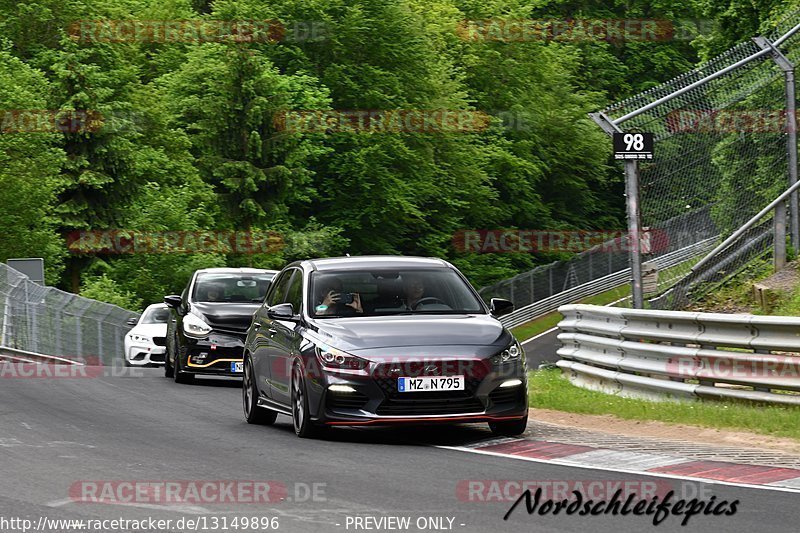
left=489, top=414, right=528, bottom=437
left=291, top=363, right=323, bottom=438
left=243, top=355, right=277, bottom=425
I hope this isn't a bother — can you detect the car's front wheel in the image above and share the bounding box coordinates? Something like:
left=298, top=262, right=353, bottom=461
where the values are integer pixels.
left=291, top=363, right=323, bottom=438
left=243, top=355, right=277, bottom=425
left=164, top=334, right=175, bottom=378
left=489, top=414, right=528, bottom=437
left=173, top=344, right=194, bottom=384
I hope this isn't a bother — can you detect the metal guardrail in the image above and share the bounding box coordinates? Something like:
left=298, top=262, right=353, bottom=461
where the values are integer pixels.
left=0, top=345, right=83, bottom=365
left=556, top=304, right=800, bottom=406
left=499, top=238, right=717, bottom=329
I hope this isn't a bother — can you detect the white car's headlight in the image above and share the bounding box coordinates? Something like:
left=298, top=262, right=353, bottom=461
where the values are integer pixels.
left=129, top=334, right=152, bottom=344
left=183, top=313, right=212, bottom=338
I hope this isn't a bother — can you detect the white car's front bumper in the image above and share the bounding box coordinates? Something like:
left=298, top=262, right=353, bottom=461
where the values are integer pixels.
left=125, top=343, right=166, bottom=365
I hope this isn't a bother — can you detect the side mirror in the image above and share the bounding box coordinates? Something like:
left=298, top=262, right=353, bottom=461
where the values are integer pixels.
left=126, top=317, right=138, bottom=326
left=164, top=295, right=183, bottom=309
left=267, top=303, right=300, bottom=322
left=490, top=298, right=514, bottom=317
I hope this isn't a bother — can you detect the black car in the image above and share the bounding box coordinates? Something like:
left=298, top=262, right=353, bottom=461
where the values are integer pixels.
left=241, top=256, right=527, bottom=438
left=163, top=267, right=278, bottom=384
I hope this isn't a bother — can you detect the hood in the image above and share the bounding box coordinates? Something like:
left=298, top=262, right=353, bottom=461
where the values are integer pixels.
left=309, top=314, right=510, bottom=354
left=190, top=302, right=259, bottom=332
left=127, top=323, right=168, bottom=338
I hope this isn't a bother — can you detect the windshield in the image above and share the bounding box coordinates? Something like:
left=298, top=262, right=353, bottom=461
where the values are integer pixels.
left=309, top=268, right=485, bottom=318
left=193, top=272, right=275, bottom=303
left=140, top=306, right=170, bottom=324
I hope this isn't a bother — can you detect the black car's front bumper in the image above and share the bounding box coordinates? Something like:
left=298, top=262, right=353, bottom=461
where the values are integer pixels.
left=183, top=331, right=246, bottom=376
left=306, top=359, right=528, bottom=426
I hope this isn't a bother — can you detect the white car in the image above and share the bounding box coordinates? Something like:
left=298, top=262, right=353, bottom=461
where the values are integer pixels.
left=124, top=304, right=170, bottom=366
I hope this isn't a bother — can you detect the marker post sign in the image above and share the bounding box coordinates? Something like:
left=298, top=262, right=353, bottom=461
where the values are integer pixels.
left=613, top=132, right=654, bottom=160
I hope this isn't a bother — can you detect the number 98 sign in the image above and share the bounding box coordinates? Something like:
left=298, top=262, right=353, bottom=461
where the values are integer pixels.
left=613, top=132, right=654, bottom=160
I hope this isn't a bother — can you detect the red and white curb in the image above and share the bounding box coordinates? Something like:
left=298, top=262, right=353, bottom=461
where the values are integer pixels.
left=437, top=438, right=800, bottom=494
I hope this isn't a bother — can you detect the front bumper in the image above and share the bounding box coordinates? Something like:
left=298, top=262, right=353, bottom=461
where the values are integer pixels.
left=126, top=344, right=166, bottom=366
left=183, top=331, right=246, bottom=376
left=307, top=360, right=528, bottom=426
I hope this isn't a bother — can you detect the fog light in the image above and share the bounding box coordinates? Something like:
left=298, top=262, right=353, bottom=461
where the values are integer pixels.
left=499, top=379, right=523, bottom=388
left=328, top=384, right=357, bottom=393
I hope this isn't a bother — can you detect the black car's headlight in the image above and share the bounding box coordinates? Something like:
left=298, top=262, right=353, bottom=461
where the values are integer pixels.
left=315, top=345, right=369, bottom=371
left=183, top=313, right=213, bottom=338
left=492, top=340, right=524, bottom=365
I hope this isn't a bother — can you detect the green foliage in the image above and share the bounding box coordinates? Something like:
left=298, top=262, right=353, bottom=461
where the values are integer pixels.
left=80, top=273, right=143, bottom=310
left=0, top=48, right=67, bottom=283
left=0, top=0, right=789, bottom=309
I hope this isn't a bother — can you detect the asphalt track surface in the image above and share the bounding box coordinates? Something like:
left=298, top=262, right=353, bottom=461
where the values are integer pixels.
left=0, top=367, right=797, bottom=533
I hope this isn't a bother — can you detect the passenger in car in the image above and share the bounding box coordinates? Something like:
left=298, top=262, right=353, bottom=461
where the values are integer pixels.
left=315, top=277, right=363, bottom=315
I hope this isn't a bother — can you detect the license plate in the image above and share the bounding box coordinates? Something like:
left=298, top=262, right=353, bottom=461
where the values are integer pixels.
left=231, top=362, right=244, bottom=373
left=398, top=376, right=464, bottom=392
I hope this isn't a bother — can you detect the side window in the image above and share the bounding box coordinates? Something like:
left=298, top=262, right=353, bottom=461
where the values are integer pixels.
left=285, top=271, right=304, bottom=314
left=266, top=270, right=293, bottom=307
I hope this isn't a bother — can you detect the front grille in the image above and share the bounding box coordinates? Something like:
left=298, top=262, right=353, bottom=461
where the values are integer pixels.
left=327, top=391, right=369, bottom=411
left=152, top=337, right=166, bottom=346
left=373, top=359, right=488, bottom=416
left=376, top=396, right=484, bottom=416
left=488, top=385, right=524, bottom=406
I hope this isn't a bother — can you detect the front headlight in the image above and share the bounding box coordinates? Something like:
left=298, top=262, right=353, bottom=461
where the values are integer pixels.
left=315, top=345, right=369, bottom=371
left=129, top=334, right=152, bottom=344
left=183, top=313, right=213, bottom=338
left=492, top=340, right=524, bottom=365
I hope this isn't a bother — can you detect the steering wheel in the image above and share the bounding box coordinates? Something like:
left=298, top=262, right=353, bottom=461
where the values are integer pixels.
left=412, top=297, right=446, bottom=309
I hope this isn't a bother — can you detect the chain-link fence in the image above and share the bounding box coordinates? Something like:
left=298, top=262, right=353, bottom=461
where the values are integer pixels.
left=478, top=206, right=717, bottom=307
left=599, top=11, right=800, bottom=309
left=0, top=263, right=139, bottom=362
left=483, top=11, right=800, bottom=316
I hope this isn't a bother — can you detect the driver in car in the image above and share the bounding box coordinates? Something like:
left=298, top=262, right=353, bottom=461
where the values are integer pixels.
left=206, top=284, right=224, bottom=302
left=402, top=275, right=427, bottom=309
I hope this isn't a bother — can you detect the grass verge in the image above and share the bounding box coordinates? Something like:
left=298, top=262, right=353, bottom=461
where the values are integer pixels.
left=529, top=369, right=800, bottom=440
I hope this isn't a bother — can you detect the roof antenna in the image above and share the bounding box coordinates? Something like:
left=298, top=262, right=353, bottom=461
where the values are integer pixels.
left=345, top=252, right=351, bottom=257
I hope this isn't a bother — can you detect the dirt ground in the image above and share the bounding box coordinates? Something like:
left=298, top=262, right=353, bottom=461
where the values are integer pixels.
left=529, top=407, right=800, bottom=456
